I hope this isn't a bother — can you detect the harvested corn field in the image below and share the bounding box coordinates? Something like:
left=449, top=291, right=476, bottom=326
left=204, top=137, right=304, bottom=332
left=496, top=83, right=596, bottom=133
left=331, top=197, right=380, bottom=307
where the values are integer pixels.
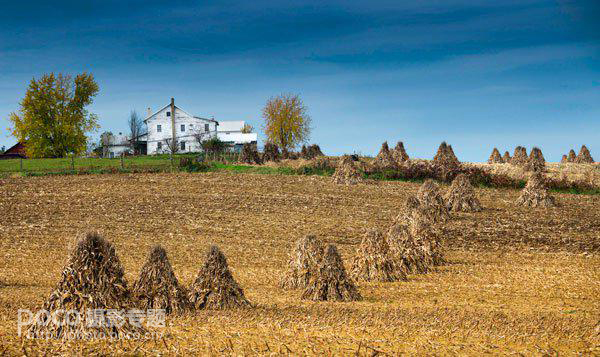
left=0, top=172, right=599, bottom=355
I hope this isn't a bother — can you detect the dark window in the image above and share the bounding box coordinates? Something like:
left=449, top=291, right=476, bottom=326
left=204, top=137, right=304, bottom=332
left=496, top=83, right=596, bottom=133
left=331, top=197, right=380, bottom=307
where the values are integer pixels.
left=157, top=124, right=162, bottom=133
left=181, top=124, right=185, bottom=132
left=205, top=123, right=209, bottom=132
left=157, top=142, right=162, bottom=150
left=180, top=141, right=186, bottom=150
left=166, top=111, right=171, bottom=117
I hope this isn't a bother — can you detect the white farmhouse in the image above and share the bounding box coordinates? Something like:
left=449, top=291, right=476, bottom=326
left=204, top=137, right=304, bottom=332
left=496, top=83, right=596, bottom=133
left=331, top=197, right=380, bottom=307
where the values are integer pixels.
left=143, top=98, right=257, bottom=154
left=105, top=132, right=131, bottom=158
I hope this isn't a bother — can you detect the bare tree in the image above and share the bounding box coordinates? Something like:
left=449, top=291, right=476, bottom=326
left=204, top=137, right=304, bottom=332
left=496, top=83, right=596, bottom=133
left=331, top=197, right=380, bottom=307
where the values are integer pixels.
left=128, top=110, right=143, bottom=154
left=192, top=129, right=211, bottom=149
left=100, top=131, right=114, bottom=158
left=163, top=137, right=180, bottom=155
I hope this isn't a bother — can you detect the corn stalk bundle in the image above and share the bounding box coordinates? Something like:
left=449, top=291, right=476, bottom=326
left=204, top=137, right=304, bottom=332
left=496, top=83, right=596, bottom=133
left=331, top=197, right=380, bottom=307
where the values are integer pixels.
left=332, top=155, right=364, bottom=185
left=516, top=172, right=557, bottom=208
left=132, top=245, right=189, bottom=314
left=300, top=145, right=309, bottom=159
left=502, top=151, right=511, bottom=162
left=262, top=142, right=281, bottom=162
left=392, top=141, right=410, bottom=163
left=280, top=235, right=325, bottom=289
left=525, top=147, right=545, bottom=172
left=239, top=143, right=262, bottom=164
left=29, top=233, right=144, bottom=339
left=188, top=246, right=250, bottom=309
left=444, top=173, right=482, bottom=212
left=350, top=229, right=407, bottom=282
left=488, top=148, right=503, bottom=164
left=408, top=219, right=446, bottom=267
left=433, top=141, right=460, bottom=166
left=567, top=149, right=577, bottom=162
left=575, top=145, right=594, bottom=163
left=301, top=244, right=362, bottom=302
left=416, top=179, right=450, bottom=224
left=404, top=196, right=445, bottom=266
left=386, top=222, right=429, bottom=274
left=511, top=146, right=528, bottom=166
left=307, top=144, right=324, bottom=159
left=373, top=141, right=397, bottom=169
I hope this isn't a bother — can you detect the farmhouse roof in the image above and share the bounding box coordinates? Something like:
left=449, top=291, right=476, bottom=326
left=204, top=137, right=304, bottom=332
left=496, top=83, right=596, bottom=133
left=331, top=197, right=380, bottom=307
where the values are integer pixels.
left=0, top=141, right=27, bottom=159
left=143, top=103, right=218, bottom=124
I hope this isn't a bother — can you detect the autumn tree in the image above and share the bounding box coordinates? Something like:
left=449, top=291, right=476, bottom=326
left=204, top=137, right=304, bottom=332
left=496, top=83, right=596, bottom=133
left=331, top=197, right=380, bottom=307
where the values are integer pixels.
left=8, top=73, right=99, bottom=158
left=241, top=123, right=254, bottom=133
left=262, top=94, right=311, bottom=151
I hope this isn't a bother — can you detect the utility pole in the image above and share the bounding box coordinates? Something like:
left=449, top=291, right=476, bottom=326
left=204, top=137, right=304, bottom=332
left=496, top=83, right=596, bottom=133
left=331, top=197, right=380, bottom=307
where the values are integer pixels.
left=170, top=97, right=176, bottom=153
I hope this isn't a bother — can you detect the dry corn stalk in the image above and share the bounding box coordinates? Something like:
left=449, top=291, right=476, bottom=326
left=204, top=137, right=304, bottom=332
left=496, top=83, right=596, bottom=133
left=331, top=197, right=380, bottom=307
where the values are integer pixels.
left=302, top=244, right=361, bottom=302
left=350, top=229, right=407, bottom=282
left=444, top=174, right=482, bottom=212
left=280, top=235, right=325, bottom=289
left=189, top=245, right=251, bottom=309
left=132, top=245, right=189, bottom=314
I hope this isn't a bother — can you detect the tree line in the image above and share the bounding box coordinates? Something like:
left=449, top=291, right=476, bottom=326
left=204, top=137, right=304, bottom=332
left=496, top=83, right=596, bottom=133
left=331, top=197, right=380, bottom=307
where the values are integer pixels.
left=8, top=72, right=312, bottom=158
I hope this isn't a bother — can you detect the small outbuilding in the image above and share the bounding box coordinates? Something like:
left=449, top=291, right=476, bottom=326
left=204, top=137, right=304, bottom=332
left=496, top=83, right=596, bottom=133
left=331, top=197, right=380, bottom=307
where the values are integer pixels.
left=0, top=142, right=27, bottom=159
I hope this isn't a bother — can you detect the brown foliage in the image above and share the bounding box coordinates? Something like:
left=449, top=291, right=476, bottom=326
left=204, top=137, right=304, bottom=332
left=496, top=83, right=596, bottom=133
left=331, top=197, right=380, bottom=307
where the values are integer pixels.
left=239, top=143, right=262, bottom=164
left=262, top=142, right=281, bottom=162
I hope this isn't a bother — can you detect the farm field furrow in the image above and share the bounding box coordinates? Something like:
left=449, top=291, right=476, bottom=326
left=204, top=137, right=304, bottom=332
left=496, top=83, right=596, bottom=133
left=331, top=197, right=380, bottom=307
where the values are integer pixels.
left=1, top=172, right=599, bottom=355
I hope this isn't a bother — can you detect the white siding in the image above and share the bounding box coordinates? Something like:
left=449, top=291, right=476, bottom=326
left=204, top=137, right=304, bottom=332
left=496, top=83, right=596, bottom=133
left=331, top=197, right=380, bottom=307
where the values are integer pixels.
left=217, top=120, right=257, bottom=145
left=146, top=105, right=217, bottom=154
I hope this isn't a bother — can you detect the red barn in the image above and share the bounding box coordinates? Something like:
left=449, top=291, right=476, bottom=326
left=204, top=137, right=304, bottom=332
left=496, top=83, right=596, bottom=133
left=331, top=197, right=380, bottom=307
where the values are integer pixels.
left=0, top=142, right=27, bottom=159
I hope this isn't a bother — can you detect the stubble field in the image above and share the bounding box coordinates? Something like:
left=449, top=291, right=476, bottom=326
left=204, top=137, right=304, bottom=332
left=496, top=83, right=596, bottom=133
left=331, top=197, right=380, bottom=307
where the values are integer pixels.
left=0, top=172, right=599, bottom=355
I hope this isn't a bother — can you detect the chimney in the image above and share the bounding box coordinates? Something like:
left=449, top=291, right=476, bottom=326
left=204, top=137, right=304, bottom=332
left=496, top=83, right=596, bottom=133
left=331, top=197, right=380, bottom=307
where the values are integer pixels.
left=147, top=107, right=152, bottom=117
left=170, top=98, right=176, bottom=150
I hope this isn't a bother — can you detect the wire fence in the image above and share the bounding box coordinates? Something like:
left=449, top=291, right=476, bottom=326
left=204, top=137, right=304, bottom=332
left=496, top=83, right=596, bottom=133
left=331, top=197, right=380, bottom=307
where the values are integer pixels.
left=0, top=152, right=242, bottom=175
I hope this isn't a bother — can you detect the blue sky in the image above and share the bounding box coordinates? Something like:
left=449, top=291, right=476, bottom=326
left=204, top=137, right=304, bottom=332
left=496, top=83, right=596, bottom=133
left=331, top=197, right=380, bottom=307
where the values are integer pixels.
left=1, top=0, right=598, bottom=161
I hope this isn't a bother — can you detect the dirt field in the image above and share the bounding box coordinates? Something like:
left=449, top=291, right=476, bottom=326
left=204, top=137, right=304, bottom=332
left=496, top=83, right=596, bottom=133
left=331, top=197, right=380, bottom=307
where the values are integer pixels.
left=0, top=172, right=599, bottom=355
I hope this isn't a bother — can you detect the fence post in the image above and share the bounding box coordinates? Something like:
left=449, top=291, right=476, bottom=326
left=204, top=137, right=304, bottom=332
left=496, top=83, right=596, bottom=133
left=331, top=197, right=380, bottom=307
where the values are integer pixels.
left=170, top=152, right=174, bottom=171
left=71, top=154, right=75, bottom=172
left=121, top=153, right=124, bottom=170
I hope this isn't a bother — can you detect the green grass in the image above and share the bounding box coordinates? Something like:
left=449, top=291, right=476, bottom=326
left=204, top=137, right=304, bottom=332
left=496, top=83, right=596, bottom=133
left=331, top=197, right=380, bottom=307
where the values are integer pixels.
left=0, top=154, right=200, bottom=173
left=2, top=155, right=599, bottom=196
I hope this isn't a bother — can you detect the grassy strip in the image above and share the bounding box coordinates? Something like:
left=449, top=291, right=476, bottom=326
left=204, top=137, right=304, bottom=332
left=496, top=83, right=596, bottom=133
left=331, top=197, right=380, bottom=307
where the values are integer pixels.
left=3, top=159, right=599, bottom=196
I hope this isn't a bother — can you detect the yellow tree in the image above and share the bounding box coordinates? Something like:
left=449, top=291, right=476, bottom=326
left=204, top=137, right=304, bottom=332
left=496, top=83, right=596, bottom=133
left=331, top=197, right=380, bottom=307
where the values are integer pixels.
left=262, top=94, right=311, bottom=151
left=9, top=73, right=99, bottom=158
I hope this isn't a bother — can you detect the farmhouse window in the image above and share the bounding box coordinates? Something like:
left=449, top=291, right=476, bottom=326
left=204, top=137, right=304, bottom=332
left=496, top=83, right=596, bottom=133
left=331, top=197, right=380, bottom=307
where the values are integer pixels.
left=205, top=124, right=209, bottom=132
left=157, top=124, right=162, bottom=133
left=166, top=111, right=171, bottom=117
left=181, top=124, right=185, bottom=132
left=157, top=142, right=162, bottom=150
left=180, top=141, right=186, bottom=151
